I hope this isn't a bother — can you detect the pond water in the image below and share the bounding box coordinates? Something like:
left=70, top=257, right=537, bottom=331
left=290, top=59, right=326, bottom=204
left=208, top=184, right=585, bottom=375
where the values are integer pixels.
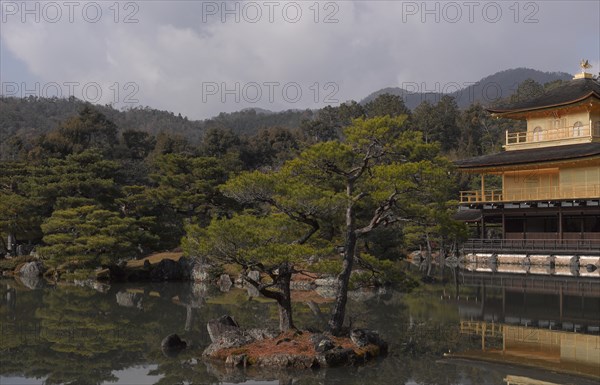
left=1, top=268, right=599, bottom=385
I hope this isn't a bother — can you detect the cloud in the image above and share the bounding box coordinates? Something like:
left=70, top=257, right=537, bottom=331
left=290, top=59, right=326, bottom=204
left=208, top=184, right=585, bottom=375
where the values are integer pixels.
left=1, top=0, right=598, bottom=119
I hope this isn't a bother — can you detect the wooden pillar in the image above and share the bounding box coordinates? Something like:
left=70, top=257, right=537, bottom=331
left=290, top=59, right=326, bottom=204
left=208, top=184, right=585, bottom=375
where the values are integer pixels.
left=558, top=206, right=563, bottom=241
left=482, top=323, right=486, bottom=351
left=502, top=287, right=506, bottom=322
left=559, top=286, right=563, bottom=321
left=523, top=290, right=527, bottom=320
left=480, top=216, right=485, bottom=240
left=481, top=174, right=485, bottom=201
left=482, top=217, right=486, bottom=239
left=481, top=282, right=486, bottom=311
left=502, top=211, right=506, bottom=239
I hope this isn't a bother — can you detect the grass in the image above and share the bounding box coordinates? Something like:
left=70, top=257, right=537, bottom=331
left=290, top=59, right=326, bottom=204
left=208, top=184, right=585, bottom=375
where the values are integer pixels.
left=126, top=251, right=184, bottom=268
left=206, top=288, right=276, bottom=305
left=61, top=268, right=95, bottom=281
left=291, top=290, right=334, bottom=304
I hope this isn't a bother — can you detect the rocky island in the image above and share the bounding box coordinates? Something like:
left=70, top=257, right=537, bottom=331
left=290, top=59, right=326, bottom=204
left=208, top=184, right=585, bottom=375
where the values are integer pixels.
left=202, top=316, right=388, bottom=369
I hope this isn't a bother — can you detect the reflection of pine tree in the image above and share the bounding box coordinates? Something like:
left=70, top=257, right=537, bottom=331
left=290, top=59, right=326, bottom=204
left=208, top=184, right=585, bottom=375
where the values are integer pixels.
left=33, top=286, right=147, bottom=384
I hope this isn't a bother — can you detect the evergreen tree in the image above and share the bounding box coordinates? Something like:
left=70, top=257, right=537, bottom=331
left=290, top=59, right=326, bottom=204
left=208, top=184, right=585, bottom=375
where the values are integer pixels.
left=213, top=116, right=455, bottom=335
left=39, top=205, right=157, bottom=268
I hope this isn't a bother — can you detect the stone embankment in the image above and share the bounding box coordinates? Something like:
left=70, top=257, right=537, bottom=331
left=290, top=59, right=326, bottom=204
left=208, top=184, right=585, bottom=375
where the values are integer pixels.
left=2, top=253, right=355, bottom=297
left=462, top=253, right=600, bottom=277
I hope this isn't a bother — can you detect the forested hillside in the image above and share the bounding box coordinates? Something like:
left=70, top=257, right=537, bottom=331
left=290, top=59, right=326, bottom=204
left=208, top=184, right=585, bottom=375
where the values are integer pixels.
left=0, top=97, right=314, bottom=160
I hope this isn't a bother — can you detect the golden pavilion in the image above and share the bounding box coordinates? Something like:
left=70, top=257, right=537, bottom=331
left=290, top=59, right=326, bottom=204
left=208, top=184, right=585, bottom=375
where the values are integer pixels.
left=456, top=62, right=600, bottom=257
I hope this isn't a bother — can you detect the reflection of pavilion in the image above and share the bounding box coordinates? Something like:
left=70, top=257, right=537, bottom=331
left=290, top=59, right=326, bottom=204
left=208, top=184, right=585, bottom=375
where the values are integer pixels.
left=459, top=320, right=600, bottom=379
left=455, top=271, right=600, bottom=333
left=449, top=270, right=600, bottom=379
left=504, top=375, right=561, bottom=385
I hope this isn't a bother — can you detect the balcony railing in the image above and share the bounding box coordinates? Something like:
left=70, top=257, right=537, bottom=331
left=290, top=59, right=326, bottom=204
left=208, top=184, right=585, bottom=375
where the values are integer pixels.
left=463, top=238, right=600, bottom=255
left=505, top=123, right=599, bottom=147
left=460, top=189, right=503, bottom=203
left=460, top=183, right=600, bottom=203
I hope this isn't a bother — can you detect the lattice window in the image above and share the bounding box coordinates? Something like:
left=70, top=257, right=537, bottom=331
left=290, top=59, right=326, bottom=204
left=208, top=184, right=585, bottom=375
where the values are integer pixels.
left=532, top=126, right=543, bottom=141
left=572, top=121, right=583, bottom=137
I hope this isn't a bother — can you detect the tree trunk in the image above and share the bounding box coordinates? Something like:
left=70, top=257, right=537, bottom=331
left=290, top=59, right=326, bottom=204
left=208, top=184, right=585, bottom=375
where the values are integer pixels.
left=425, top=232, right=433, bottom=277
left=329, top=182, right=356, bottom=336
left=453, top=266, right=459, bottom=299
left=277, top=263, right=295, bottom=332
left=329, top=233, right=356, bottom=335
left=7, top=233, right=16, bottom=257
left=184, top=305, right=193, bottom=332
left=253, top=267, right=295, bottom=333
left=306, top=300, right=326, bottom=325
left=439, top=239, right=446, bottom=265
left=277, top=299, right=294, bottom=333
left=438, top=239, right=446, bottom=280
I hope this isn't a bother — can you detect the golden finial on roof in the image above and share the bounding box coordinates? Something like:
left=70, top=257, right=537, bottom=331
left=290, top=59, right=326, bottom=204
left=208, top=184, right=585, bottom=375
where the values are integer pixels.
left=580, top=59, right=592, bottom=70
left=574, top=59, right=593, bottom=79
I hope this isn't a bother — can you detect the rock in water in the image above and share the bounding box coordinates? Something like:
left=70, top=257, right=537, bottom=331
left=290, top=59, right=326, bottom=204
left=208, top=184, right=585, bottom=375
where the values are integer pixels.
left=115, top=291, right=143, bottom=309
left=203, top=316, right=278, bottom=358
left=217, top=274, right=232, bottom=292
left=16, top=275, right=42, bottom=290
left=202, top=329, right=255, bottom=357
left=150, top=259, right=183, bottom=281
left=317, top=347, right=356, bottom=367
left=350, top=329, right=369, bottom=347
left=19, top=261, right=45, bottom=277
left=225, top=354, right=248, bottom=367
left=161, top=334, right=186, bottom=357
left=310, top=333, right=335, bottom=353
left=192, top=260, right=212, bottom=282
left=207, top=315, right=239, bottom=342
left=246, top=270, right=260, bottom=283
left=350, top=329, right=388, bottom=352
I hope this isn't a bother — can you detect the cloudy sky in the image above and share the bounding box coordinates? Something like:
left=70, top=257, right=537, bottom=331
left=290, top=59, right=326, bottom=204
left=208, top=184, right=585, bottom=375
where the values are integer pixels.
left=1, top=0, right=599, bottom=119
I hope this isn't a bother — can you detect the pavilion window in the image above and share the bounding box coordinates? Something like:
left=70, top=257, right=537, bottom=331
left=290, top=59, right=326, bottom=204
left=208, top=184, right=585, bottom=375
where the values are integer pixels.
left=594, top=121, right=600, bottom=137
left=572, top=121, right=583, bottom=137
left=532, top=126, right=543, bottom=142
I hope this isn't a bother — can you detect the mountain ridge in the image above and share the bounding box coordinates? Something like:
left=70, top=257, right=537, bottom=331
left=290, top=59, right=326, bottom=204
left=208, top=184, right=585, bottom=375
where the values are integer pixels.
left=360, top=67, right=573, bottom=109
